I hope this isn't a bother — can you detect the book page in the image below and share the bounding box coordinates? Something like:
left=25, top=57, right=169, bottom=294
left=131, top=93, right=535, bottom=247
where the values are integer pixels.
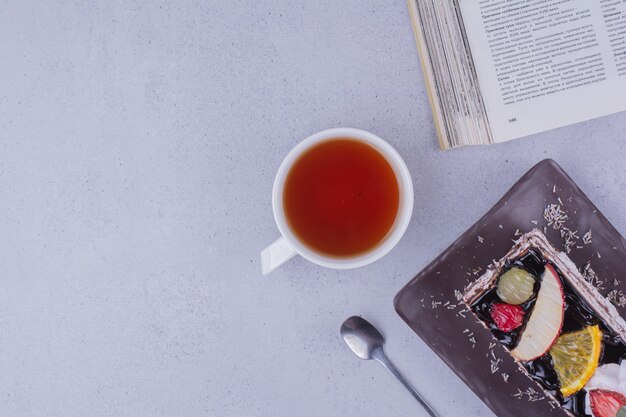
left=458, top=0, right=626, bottom=142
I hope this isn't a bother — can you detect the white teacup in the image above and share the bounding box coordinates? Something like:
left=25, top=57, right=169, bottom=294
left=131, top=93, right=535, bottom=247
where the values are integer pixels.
left=261, top=128, right=413, bottom=275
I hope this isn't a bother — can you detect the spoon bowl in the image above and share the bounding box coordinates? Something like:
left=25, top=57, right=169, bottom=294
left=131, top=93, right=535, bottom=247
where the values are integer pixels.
left=340, top=316, right=384, bottom=360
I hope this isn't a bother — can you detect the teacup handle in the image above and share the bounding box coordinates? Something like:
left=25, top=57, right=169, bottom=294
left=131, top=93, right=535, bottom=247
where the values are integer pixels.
left=261, top=236, right=297, bottom=275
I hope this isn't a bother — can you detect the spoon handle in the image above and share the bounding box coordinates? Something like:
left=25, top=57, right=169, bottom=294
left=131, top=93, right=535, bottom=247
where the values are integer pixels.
left=372, top=348, right=439, bottom=417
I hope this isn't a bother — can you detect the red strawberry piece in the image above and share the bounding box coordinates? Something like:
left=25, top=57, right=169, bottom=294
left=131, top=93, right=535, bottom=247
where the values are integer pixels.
left=490, top=302, right=525, bottom=332
left=590, top=389, right=626, bottom=417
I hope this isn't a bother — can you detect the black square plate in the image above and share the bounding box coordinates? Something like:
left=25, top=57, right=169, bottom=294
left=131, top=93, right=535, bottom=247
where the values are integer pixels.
left=394, top=159, right=626, bottom=416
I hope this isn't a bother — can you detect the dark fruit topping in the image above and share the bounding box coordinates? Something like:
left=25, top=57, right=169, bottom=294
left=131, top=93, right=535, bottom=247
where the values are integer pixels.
left=490, top=302, right=525, bottom=332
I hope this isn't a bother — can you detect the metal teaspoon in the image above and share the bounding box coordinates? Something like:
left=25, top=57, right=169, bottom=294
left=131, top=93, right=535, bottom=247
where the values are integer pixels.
left=340, top=316, right=440, bottom=417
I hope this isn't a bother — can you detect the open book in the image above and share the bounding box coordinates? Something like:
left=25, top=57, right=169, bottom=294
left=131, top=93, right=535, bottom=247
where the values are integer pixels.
left=408, top=0, right=626, bottom=149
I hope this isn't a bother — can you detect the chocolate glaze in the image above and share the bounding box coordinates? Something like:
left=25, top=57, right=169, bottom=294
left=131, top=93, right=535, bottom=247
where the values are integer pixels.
left=471, top=249, right=626, bottom=416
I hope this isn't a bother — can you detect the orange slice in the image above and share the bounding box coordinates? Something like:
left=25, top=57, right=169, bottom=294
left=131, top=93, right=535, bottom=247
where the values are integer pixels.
left=549, top=325, right=603, bottom=397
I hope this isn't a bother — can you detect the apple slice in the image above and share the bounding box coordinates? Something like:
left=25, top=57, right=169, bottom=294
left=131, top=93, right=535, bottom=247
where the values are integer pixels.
left=511, top=263, right=564, bottom=361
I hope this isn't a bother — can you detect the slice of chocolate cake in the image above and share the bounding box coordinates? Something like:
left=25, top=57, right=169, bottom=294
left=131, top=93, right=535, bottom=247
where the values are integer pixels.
left=463, top=229, right=626, bottom=417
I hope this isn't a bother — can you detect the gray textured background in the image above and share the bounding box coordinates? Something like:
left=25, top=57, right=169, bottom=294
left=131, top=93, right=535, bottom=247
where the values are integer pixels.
left=1, top=1, right=625, bottom=416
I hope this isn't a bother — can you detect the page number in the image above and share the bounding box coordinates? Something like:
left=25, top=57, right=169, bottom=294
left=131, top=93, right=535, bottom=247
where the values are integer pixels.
left=508, top=117, right=517, bottom=123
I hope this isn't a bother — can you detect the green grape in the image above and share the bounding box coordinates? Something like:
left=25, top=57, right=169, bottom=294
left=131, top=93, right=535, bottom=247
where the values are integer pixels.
left=496, top=267, right=535, bottom=305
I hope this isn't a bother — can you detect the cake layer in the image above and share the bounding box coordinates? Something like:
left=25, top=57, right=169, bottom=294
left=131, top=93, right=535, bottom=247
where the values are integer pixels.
left=464, top=229, right=626, bottom=343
